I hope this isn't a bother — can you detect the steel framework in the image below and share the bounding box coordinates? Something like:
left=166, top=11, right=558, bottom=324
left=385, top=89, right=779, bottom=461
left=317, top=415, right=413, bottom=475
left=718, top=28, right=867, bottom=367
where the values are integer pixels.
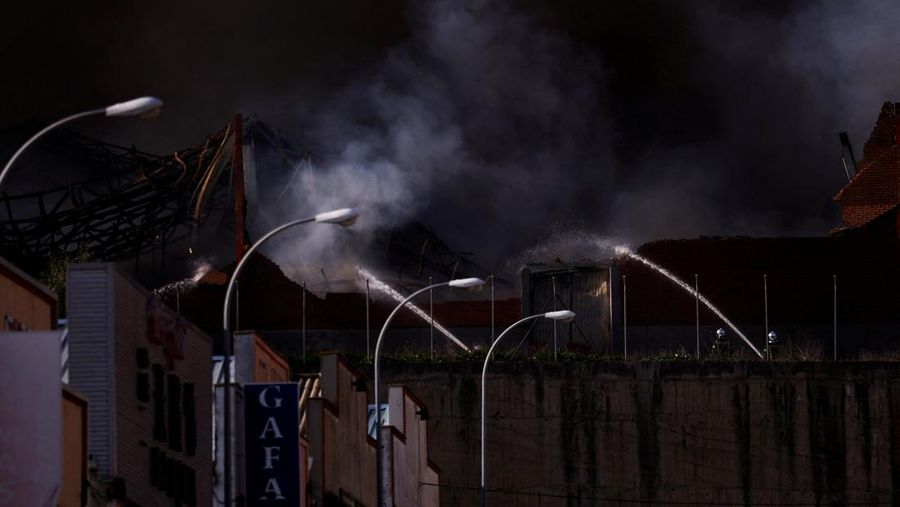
left=0, top=124, right=236, bottom=274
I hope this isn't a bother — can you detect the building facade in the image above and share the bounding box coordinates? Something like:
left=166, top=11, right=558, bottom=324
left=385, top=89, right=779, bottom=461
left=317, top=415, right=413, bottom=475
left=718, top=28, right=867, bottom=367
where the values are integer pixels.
left=67, top=263, right=213, bottom=506
left=0, top=255, right=56, bottom=331
left=61, top=386, right=88, bottom=507
left=0, top=254, right=85, bottom=506
left=307, top=353, right=441, bottom=507
left=212, top=331, right=291, bottom=506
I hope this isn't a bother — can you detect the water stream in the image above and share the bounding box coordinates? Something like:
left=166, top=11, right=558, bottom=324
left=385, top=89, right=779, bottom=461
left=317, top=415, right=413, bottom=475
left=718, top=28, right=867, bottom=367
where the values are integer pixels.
left=153, top=261, right=213, bottom=297
left=615, top=246, right=763, bottom=358
left=357, top=267, right=470, bottom=352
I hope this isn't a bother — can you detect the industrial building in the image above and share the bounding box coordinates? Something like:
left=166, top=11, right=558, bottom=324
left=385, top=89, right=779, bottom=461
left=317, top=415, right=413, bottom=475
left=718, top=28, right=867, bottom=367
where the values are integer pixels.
left=514, top=101, right=900, bottom=359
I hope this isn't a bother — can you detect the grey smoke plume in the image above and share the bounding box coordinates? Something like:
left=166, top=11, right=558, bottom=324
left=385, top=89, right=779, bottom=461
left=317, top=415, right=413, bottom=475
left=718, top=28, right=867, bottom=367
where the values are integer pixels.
left=258, top=0, right=615, bottom=278
left=256, top=0, right=900, bottom=278
left=5, top=0, right=900, bottom=277
left=591, top=0, right=900, bottom=254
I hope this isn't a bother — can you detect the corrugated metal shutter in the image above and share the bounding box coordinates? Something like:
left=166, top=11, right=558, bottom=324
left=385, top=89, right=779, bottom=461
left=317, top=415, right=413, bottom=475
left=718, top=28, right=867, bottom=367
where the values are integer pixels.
left=67, top=264, right=115, bottom=478
left=522, top=265, right=612, bottom=352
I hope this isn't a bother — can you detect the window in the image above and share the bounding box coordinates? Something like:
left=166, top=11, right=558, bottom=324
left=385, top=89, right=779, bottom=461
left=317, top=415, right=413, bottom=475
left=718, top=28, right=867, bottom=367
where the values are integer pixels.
left=137, top=374, right=150, bottom=403
left=152, top=366, right=166, bottom=441
left=136, top=349, right=150, bottom=402
left=149, top=447, right=195, bottom=505
left=184, top=466, right=196, bottom=506
left=182, top=383, right=196, bottom=456
left=164, top=455, right=176, bottom=498
left=167, top=375, right=182, bottom=452
left=149, top=447, right=160, bottom=487
left=136, top=348, right=150, bottom=368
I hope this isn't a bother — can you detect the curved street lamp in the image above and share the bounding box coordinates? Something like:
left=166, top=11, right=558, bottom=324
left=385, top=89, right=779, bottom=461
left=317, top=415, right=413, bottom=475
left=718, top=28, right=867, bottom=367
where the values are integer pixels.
left=221, top=207, right=359, bottom=507
left=373, top=276, right=484, bottom=507
left=0, top=96, right=164, bottom=189
left=480, top=309, right=576, bottom=506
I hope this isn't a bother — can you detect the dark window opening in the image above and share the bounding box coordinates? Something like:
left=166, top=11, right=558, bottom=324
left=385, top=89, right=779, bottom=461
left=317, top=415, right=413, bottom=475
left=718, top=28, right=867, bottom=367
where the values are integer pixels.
left=164, top=456, right=176, bottom=498
left=136, top=348, right=150, bottom=369
left=149, top=447, right=160, bottom=487
left=152, top=365, right=166, bottom=441
left=185, top=467, right=196, bottom=506
left=182, top=383, right=196, bottom=456
left=167, top=374, right=182, bottom=452
left=137, top=372, right=150, bottom=402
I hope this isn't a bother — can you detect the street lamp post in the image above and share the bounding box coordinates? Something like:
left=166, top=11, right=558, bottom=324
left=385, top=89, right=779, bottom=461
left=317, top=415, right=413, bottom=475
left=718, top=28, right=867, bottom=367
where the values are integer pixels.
left=0, top=97, right=164, bottom=189
left=373, top=276, right=485, bottom=507
left=221, top=207, right=358, bottom=507
left=480, top=310, right=575, bottom=506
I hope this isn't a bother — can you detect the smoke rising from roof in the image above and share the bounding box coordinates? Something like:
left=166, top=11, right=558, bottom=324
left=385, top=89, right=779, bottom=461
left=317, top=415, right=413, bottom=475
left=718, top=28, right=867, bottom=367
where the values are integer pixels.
left=257, top=0, right=614, bottom=278
left=4, top=0, right=900, bottom=277
left=259, top=0, right=900, bottom=276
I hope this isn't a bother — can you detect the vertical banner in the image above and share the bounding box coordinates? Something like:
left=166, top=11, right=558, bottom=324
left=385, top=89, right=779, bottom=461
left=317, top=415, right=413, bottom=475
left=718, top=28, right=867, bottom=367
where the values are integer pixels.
left=244, top=383, right=300, bottom=506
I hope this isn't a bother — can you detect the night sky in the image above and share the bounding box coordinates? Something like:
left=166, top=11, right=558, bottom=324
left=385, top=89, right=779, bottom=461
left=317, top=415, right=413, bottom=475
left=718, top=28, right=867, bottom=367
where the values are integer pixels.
left=3, top=0, right=898, bottom=272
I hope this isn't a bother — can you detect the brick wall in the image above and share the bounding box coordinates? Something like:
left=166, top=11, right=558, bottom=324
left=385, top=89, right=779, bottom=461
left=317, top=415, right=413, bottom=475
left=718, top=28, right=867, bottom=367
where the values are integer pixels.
left=835, top=102, right=900, bottom=230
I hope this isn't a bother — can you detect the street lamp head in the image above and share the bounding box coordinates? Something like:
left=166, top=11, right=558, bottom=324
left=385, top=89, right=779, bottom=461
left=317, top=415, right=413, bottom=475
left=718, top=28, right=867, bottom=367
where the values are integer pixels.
left=543, top=310, right=576, bottom=322
left=448, top=277, right=485, bottom=289
left=105, top=96, right=164, bottom=117
left=314, top=208, right=359, bottom=227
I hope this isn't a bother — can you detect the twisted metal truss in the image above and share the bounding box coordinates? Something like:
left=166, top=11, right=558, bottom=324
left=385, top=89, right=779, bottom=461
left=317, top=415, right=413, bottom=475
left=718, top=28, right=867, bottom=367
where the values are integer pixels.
left=0, top=124, right=235, bottom=272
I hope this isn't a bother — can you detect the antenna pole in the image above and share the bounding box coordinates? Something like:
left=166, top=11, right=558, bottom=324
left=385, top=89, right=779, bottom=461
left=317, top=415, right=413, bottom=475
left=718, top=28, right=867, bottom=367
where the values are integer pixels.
left=694, top=274, right=700, bottom=359
left=623, top=275, right=628, bottom=360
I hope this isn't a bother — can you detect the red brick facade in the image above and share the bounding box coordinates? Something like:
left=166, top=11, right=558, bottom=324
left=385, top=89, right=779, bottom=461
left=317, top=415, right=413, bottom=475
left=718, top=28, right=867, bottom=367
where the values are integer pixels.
left=834, top=102, right=900, bottom=232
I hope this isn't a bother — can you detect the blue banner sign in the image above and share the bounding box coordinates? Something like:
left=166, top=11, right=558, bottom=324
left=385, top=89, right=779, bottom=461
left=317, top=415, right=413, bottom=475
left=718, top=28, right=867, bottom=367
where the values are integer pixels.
left=244, top=383, right=300, bottom=506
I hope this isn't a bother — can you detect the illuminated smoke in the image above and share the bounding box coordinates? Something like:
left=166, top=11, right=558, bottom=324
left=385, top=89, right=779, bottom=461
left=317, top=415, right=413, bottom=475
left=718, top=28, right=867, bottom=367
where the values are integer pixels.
left=357, top=267, right=470, bottom=352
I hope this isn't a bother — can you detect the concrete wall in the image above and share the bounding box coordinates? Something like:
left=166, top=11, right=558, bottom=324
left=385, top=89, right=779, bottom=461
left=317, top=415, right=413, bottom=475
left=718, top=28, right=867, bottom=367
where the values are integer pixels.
left=234, top=331, right=290, bottom=383
left=387, top=385, right=441, bottom=507
left=379, top=361, right=900, bottom=506
left=308, top=354, right=378, bottom=505
left=307, top=353, right=441, bottom=507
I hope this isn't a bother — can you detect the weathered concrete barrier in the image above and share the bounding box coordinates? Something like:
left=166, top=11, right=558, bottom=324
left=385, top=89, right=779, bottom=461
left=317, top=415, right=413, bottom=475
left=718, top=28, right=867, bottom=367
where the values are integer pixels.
left=377, top=361, right=900, bottom=506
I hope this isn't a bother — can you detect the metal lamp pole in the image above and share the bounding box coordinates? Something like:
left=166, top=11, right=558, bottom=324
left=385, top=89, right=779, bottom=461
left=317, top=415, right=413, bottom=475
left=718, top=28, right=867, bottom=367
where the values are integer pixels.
left=480, top=310, right=576, bottom=507
left=0, top=97, right=164, bottom=189
left=221, top=208, right=358, bottom=507
left=373, top=276, right=484, bottom=507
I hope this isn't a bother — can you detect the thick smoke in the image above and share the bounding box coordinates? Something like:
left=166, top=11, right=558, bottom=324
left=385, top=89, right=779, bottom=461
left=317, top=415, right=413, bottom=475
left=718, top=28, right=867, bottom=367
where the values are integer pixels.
left=257, top=0, right=900, bottom=279
left=4, top=0, right=900, bottom=278
left=603, top=0, right=900, bottom=248
left=258, top=0, right=614, bottom=280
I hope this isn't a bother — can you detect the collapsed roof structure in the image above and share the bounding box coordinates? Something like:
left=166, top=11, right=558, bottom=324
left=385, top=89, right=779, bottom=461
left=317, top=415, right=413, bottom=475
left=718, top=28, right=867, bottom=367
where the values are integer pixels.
left=0, top=124, right=237, bottom=284
left=0, top=117, right=497, bottom=290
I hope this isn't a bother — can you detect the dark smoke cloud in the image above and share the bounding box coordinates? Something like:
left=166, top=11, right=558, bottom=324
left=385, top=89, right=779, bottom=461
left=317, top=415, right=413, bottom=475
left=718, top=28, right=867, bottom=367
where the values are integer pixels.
left=258, top=0, right=614, bottom=277
left=264, top=0, right=900, bottom=275
left=3, top=0, right=900, bottom=275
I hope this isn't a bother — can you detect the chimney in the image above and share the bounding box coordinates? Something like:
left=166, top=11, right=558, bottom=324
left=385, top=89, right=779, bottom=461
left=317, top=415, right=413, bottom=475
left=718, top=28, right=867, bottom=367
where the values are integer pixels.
left=838, top=132, right=857, bottom=181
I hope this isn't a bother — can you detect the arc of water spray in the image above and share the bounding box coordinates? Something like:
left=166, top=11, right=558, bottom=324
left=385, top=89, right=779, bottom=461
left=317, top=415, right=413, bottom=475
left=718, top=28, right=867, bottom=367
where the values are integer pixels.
left=614, top=246, right=764, bottom=358
left=152, top=261, right=213, bottom=297
left=357, top=267, right=470, bottom=352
